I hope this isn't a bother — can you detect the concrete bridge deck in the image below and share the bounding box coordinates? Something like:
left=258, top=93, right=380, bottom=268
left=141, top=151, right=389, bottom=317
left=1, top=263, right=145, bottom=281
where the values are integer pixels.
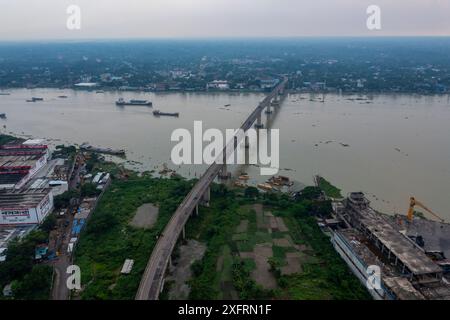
left=136, top=78, right=288, bottom=300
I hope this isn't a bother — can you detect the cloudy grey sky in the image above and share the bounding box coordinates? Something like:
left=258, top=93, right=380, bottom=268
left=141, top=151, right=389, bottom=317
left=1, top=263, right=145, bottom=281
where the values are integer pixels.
left=0, top=0, right=449, bottom=40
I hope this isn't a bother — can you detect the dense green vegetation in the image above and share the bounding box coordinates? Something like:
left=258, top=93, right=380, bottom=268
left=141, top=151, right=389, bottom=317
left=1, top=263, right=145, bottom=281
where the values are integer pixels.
left=73, top=175, right=368, bottom=300
left=80, top=183, right=102, bottom=197
left=0, top=138, right=368, bottom=301
left=53, top=189, right=80, bottom=210
left=186, top=186, right=370, bottom=300
left=274, top=207, right=369, bottom=299
left=0, top=134, right=21, bottom=145
left=11, top=265, right=54, bottom=300
left=73, top=176, right=194, bottom=299
left=318, top=177, right=343, bottom=198
left=0, top=214, right=56, bottom=300
left=186, top=186, right=269, bottom=300
left=2, top=39, right=450, bottom=94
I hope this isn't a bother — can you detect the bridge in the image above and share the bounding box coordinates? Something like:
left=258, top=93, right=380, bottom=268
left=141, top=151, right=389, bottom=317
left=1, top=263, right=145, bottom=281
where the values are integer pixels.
left=135, top=77, right=288, bottom=300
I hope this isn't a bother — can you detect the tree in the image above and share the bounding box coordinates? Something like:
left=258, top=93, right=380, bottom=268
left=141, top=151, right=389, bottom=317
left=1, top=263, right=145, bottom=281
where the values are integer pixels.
left=85, top=153, right=99, bottom=172
left=11, top=265, right=53, bottom=300
left=299, top=186, right=322, bottom=200
left=244, top=186, right=259, bottom=198
left=81, top=183, right=101, bottom=197
left=86, top=211, right=118, bottom=235
left=54, top=190, right=80, bottom=210
left=40, top=214, right=57, bottom=233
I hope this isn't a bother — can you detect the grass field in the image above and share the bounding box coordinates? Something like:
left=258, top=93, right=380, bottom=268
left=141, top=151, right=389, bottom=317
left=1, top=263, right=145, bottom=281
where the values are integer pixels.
left=72, top=170, right=369, bottom=300
left=73, top=176, right=193, bottom=299
left=186, top=190, right=370, bottom=300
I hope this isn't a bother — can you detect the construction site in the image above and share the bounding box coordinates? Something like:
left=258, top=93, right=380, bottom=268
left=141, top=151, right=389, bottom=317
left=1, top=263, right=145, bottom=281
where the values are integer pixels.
left=326, top=191, right=450, bottom=300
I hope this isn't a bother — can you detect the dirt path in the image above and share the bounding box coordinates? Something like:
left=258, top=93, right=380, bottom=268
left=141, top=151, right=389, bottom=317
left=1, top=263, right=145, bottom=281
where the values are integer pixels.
left=129, top=203, right=159, bottom=229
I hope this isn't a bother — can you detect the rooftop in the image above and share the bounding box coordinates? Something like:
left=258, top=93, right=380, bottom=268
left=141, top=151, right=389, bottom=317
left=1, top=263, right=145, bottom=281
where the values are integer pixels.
left=0, top=173, right=27, bottom=186
left=0, top=225, right=35, bottom=250
left=383, top=277, right=425, bottom=300
left=346, top=193, right=443, bottom=276
left=0, top=188, right=51, bottom=209
left=359, top=211, right=442, bottom=275
left=0, top=154, right=44, bottom=169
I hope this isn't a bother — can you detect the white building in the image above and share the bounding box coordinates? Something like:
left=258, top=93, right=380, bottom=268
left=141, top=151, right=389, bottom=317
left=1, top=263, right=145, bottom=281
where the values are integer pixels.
left=0, top=189, right=54, bottom=226
left=0, top=140, right=49, bottom=190
left=207, top=80, right=230, bottom=90
left=74, top=82, right=98, bottom=88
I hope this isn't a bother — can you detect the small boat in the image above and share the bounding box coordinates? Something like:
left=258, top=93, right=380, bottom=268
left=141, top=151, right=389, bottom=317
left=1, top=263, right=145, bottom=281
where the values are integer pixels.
left=257, top=183, right=273, bottom=191
left=234, top=181, right=247, bottom=188
left=58, top=95, right=68, bottom=98
left=238, top=174, right=250, bottom=181
left=0, top=93, right=10, bottom=96
left=153, top=110, right=179, bottom=117
left=116, top=98, right=152, bottom=106
left=224, top=104, right=231, bottom=107
left=26, top=97, right=44, bottom=102
left=267, top=175, right=293, bottom=187
left=0, top=113, right=6, bottom=119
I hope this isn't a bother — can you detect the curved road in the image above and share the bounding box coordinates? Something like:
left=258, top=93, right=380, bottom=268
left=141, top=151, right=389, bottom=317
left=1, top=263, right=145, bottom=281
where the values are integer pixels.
left=136, top=78, right=288, bottom=300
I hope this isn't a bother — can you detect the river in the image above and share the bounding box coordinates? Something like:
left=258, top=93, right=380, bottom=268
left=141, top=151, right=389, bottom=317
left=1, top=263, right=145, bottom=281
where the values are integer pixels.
left=1, top=88, right=449, bottom=219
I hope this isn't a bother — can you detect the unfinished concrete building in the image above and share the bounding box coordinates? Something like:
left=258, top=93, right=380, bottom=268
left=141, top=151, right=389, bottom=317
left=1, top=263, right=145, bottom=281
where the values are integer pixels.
left=333, top=192, right=450, bottom=300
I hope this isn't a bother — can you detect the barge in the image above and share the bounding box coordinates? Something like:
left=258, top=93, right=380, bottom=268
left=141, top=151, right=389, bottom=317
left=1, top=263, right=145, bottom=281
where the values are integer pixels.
left=153, top=110, right=179, bottom=117
left=116, top=98, right=152, bottom=106
left=26, top=97, right=44, bottom=102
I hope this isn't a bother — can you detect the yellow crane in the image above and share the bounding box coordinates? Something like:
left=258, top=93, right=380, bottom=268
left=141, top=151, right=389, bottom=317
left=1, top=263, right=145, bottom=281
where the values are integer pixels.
left=407, top=197, right=445, bottom=223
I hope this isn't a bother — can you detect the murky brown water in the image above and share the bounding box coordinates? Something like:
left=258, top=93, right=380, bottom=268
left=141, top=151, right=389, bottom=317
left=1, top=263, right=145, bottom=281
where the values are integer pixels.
left=1, top=89, right=449, bottom=219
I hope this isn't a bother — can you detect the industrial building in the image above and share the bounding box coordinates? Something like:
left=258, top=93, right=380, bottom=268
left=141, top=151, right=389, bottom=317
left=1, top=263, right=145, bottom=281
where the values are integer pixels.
left=330, top=192, right=450, bottom=300
left=0, top=188, right=54, bottom=226
left=0, top=140, right=49, bottom=189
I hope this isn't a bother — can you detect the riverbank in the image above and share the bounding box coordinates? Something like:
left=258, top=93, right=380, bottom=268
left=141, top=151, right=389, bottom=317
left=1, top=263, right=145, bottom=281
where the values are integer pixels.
left=1, top=88, right=449, bottom=218
left=2, top=86, right=450, bottom=97
left=0, top=131, right=370, bottom=299
left=73, top=174, right=370, bottom=300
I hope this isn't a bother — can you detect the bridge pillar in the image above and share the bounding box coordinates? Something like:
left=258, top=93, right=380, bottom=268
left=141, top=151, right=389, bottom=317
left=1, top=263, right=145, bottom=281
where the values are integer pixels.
left=245, top=136, right=250, bottom=149
left=219, top=151, right=231, bottom=180
left=182, top=225, right=186, bottom=240
left=271, top=96, right=280, bottom=107
left=219, top=164, right=231, bottom=180
left=195, top=204, right=199, bottom=216
left=255, top=111, right=264, bottom=128
left=265, top=104, right=273, bottom=114
left=201, top=187, right=211, bottom=207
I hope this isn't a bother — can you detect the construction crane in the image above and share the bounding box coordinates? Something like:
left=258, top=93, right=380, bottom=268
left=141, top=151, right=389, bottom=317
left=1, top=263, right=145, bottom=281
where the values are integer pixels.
left=407, top=197, right=445, bottom=223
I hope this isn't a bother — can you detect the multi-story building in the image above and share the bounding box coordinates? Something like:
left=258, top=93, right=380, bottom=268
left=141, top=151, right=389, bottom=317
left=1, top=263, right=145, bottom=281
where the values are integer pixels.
left=0, top=188, right=54, bottom=226
left=0, top=140, right=49, bottom=189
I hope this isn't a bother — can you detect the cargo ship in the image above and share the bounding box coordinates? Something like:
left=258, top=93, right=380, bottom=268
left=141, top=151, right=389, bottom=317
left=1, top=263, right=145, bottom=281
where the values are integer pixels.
left=153, top=110, right=179, bottom=117
left=115, top=98, right=152, bottom=106
left=80, top=142, right=125, bottom=156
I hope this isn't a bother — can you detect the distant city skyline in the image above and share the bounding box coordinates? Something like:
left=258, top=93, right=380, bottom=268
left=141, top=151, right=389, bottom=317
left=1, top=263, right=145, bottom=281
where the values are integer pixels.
left=0, top=0, right=449, bottom=40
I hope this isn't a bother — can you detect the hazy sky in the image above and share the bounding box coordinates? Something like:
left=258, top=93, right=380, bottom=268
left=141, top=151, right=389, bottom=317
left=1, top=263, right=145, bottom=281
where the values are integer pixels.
left=0, top=0, right=449, bottom=40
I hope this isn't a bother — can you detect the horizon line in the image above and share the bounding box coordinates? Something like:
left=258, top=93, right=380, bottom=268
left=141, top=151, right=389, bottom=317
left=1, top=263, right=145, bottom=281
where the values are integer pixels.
left=1, top=35, right=450, bottom=43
